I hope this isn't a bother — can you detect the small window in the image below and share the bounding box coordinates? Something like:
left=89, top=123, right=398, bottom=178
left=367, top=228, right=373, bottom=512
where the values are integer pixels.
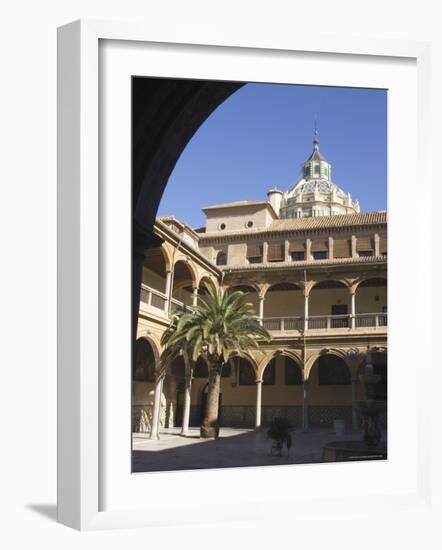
left=314, top=165, right=320, bottom=175
left=291, top=251, right=305, bottom=261
left=216, top=252, right=227, bottom=266
left=313, top=251, right=328, bottom=260
left=358, top=250, right=374, bottom=257
left=248, top=256, right=262, bottom=264
left=246, top=220, right=253, bottom=228
left=219, top=223, right=226, bottom=230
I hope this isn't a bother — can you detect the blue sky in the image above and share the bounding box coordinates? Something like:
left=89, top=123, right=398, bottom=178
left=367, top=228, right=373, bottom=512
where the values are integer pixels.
left=158, top=83, right=387, bottom=228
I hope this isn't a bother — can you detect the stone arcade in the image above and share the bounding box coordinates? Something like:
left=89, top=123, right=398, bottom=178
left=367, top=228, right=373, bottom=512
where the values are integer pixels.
left=133, top=134, right=387, bottom=439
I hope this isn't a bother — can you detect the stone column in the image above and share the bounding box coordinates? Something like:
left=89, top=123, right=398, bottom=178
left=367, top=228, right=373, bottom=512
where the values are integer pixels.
left=150, top=375, right=164, bottom=440
left=181, top=376, right=192, bottom=436
left=351, top=379, right=358, bottom=431
left=303, top=290, right=309, bottom=331
left=328, top=236, right=334, bottom=260
left=262, top=241, right=268, bottom=263
left=350, top=287, right=356, bottom=329
left=284, top=240, right=290, bottom=262
left=374, top=233, right=380, bottom=257
left=259, top=294, right=265, bottom=323
left=164, top=270, right=172, bottom=313
left=192, top=287, right=198, bottom=307
left=306, top=238, right=312, bottom=261
left=351, top=235, right=357, bottom=258
left=302, top=379, right=309, bottom=432
left=255, top=379, right=263, bottom=428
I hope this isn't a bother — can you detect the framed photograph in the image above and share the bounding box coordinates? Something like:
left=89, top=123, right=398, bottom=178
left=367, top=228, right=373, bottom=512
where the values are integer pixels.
left=57, top=20, right=432, bottom=530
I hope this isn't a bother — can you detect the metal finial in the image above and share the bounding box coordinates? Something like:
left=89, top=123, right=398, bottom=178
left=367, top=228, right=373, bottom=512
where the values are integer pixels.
left=313, top=117, right=319, bottom=147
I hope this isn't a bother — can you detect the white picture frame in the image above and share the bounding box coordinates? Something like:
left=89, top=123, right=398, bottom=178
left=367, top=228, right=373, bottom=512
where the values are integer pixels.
left=57, top=19, right=433, bottom=531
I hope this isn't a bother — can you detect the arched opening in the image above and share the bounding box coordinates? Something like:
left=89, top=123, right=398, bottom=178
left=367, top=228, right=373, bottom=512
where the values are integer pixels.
left=140, top=247, right=169, bottom=312
left=308, top=353, right=352, bottom=428
left=355, top=277, right=387, bottom=328
left=260, top=354, right=303, bottom=427
left=263, top=282, right=303, bottom=331
left=226, top=284, right=259, bottom=316
left=171, top=260, right=196, bottom=311
left=133, top=338, right=156, bottom=382
left=309, top=280, right=350, bottom=329
left=132, top=338, right=157, bottom=433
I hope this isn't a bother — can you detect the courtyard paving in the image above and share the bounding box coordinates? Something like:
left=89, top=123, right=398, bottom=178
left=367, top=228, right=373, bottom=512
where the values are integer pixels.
left=132, top=427, right=386, bottom=472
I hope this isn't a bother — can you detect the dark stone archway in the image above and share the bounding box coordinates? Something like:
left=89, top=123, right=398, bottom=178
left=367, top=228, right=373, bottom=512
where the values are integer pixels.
left=132, top=77, right=244, bottom=337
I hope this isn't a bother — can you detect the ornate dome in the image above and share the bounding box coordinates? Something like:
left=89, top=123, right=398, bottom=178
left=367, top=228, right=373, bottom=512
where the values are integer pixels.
left=275, top=129, right=360, bottom=219
left=292, top=179, right=346, bottom=197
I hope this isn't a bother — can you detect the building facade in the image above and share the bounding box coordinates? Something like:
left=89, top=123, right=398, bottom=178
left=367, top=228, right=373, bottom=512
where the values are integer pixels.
left=133, top=136, right=387, bottom=435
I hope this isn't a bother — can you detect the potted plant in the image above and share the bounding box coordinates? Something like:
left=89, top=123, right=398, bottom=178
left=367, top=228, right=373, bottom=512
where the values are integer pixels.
left=267, top=416, right=292, bottom=456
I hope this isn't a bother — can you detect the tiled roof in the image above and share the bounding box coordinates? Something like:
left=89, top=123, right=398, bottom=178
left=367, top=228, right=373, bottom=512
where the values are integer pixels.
left=200, top=211, right=387, bottom=239
left=202, top=200, right=270, bottom=211
left=223, top=255, right=387, bottom=271
left=269, top=211, right=386, bottom=231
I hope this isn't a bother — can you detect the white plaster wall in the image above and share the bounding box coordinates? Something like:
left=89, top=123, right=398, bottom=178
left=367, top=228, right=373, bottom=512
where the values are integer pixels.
left=309, top=287, right=351, bottom=316
left=227, top=242, right=247, bottom=264
left=205, top=204, right=273, bottom=232
left=264, top=289, right=304, bottom=317
left=356, top=286, right=387, bottom=313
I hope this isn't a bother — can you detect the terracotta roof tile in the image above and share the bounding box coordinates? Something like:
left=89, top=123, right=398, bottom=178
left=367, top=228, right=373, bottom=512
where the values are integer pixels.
left=223, top=255, right=387, bottom=271
left=200, top=211, right=386, bottom=238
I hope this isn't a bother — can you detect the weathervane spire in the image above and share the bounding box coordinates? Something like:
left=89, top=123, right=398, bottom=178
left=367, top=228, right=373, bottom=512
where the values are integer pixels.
left=313, top=117, right=319, bottom=148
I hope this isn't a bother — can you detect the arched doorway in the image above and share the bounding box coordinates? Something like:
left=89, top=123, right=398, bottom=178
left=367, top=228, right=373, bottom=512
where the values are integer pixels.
left=308, top=353, right=352, bottom=428
left=261, top=354, right=303, bottom=427
left=132, top=338, right=157, bottom=432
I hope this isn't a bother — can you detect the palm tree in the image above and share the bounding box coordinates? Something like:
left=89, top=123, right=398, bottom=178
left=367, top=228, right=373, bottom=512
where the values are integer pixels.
left=161, top=281, right=270, bottom=438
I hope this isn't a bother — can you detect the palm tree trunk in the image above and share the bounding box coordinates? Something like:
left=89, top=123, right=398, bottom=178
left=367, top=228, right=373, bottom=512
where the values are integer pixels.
left=200, top=363, right=221, bottom=438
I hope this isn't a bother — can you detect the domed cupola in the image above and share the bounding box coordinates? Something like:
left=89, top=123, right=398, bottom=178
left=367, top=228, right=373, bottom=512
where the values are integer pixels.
left=277, top=127, right=360, bottom=219
left=302, top=128, right=331, bottom=181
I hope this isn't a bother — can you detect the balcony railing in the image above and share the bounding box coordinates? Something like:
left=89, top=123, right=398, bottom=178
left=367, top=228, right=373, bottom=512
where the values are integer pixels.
left=262, top=317, right=303, bottom=332
left=140, top=284, right=387, bottom=331
left=262, top=313, right=387, bottom=332
left=140, top=284, right=167, bottom=312
left=140, top=284, right=190, bottom=316
left=354, top=313, right=387, bottom=328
